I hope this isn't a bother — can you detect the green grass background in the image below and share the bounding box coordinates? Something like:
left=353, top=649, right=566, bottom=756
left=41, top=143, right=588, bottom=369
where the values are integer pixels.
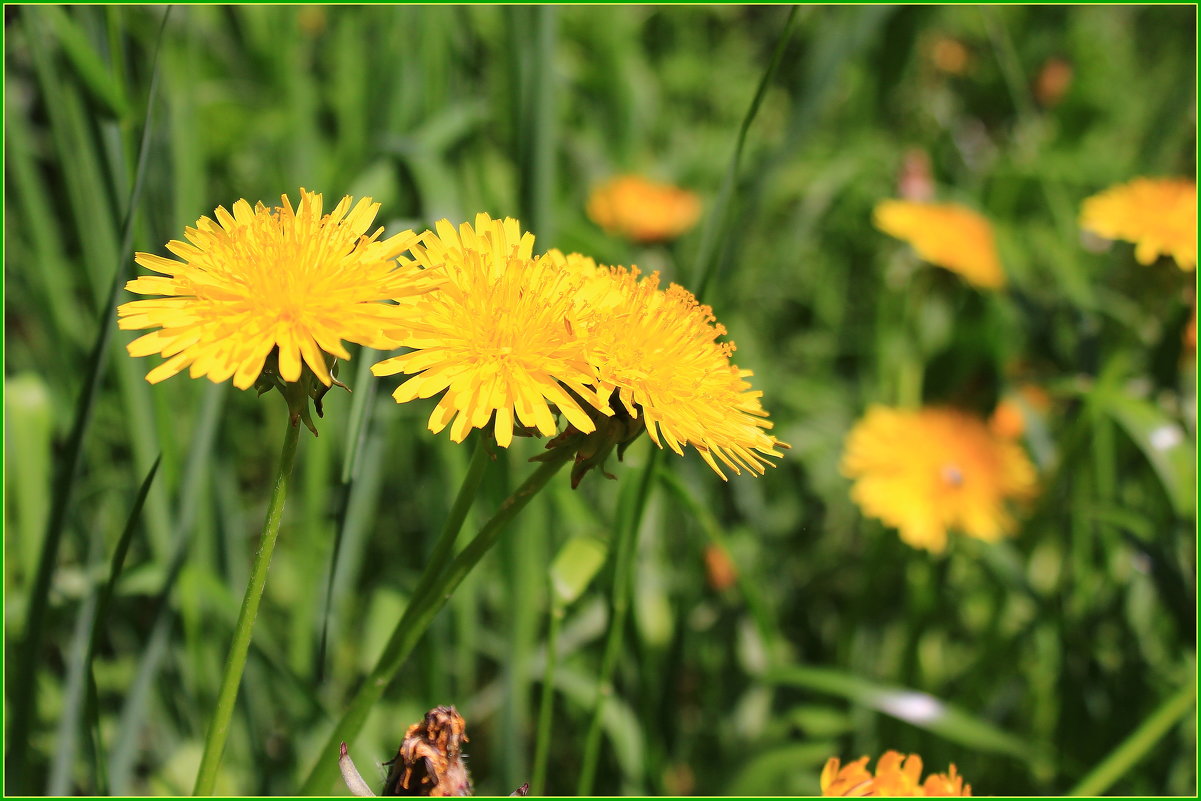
left=4, top=4, right=1196, bottom=796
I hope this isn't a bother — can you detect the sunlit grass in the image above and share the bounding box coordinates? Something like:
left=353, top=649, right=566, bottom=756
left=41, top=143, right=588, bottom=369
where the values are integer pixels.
left=4, top=4, right=1196, bottom=797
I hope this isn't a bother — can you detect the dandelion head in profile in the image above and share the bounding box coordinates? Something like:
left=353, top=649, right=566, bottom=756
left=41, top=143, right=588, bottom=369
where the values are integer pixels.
left=821, top=751, right=972, bottom=797
left=873, top=200, right=1005, bottom=289
left=543, top=251, right=787, bottom=484
left=1080, top=177, right=1197, bottom=271
left=117, top=189, right=431, bottom=413
left=841, top=405, right=1037, bottom=553
left=586, top=174, right=702, bottom=243
left=371, top=214, right=608, bottom=448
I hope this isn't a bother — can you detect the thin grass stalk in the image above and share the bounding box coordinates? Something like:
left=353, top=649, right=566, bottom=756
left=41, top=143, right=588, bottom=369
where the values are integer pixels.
left=690, top=5, right=798, bottom=299
left=75, top=457, right=161, bottom=794
left=530, top=593, right=564, bottom=796
left=299, top=448, right=572, bottom=794
left=1068, top=681, right=1197, bottom=796
left=107, top=584, right=175, bottom=793
left=3, top=10, right=169, bottom=789
left=318, top=349, right=381, bottom=680
left=414, top=436, right=492, bottom=604
left=85, top=672, right=108, bottom=793
left=497, top=470, right=543, bottom=788
left=192, top=418, right=302, bottom=795
left=26, top=10, right=118, bottom=308
left=47, top=550, right=99, bottom=795
left=576, top=449, right=658, bottom=796
left=3, top=96, right=85, bottom=351
left=522, top=5, right=557, bottom=241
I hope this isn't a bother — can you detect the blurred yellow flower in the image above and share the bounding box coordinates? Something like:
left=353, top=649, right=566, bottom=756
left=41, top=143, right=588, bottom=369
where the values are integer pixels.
left=549, top=252, right=785, bottom=479
left=1080, top=177, right=1197, bottom=271
left=841, top=405, right=1037, bottom=552
left=874, top=200, right=1005, bottom=289
left=586, top=174, right=701, bottom=243
left=821, top=751, right=972, bottom=797
left=371, top=214, right=606, bottom=448
left=118, top=189, right=426, bottom=389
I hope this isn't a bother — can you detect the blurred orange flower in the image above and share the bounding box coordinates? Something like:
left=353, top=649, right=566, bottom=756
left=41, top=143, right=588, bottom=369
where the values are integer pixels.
left=988, top=384, right=1052, bottom=440
left=874, top=200, right=1005, bottom=289
left=821, top=751, right=972, bottom=797
left=703, top=544, right=738, bottom=592
left=587, top=174, right=701, bottom=243
left=928, top=37, right=972, bottom=76
left=841, top=406, right=1037, bottom=553
left=1080, top=178, right=1197, bottom=271
left=1033, top=56, right=1073, bottom=107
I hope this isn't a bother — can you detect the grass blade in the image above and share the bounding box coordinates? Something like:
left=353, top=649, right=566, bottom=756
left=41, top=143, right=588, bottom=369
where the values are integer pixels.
left=3, top=11, right=169, bottom=789
left=38, top=4, right=129, bottom=118
left=46, top=550, right=99, bottom=795
left=317, top=348, right=380, bottom=680
left=576, top=448, right=658, bottom=795
left=514, top=5, right=558, bottom=241
left=50, top=457, right=161, bottom=793
left=690, top=5, right=798, bottom=299
left=1100, top=391, right=1196, bottom=517
left=85, top=457, right=161, bottom=793
left=765, top=665, right=1036, bottom=763
left=1068, top=680, right=1196, bottom=796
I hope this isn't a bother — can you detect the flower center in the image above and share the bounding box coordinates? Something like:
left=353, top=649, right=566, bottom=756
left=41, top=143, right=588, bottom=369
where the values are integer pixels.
left=940, top=463, right=964, bottom=487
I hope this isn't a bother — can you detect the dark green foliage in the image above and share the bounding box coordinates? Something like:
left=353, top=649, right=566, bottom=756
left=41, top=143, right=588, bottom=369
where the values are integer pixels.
left=4, top=5, right=1195, bottom=796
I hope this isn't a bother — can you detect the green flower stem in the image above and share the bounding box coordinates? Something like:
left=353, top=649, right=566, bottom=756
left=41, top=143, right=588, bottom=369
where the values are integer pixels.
left=299, top=447, right=572, bottom=795
left=576, top=450, right=658, bottom=796
left=193, top=417, right=301, bottom=795
left=415, top=437, right=492, bottom=606
left=530, top=597, right=564, bottom=796
left=1068, top=680, right=1196, bottom=796
left=897, top=269, right=928, bottom=409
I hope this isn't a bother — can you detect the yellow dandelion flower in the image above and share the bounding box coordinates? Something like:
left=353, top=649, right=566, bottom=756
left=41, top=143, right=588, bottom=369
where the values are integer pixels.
left=118, top=189, right=427, bottom=390
left=874, top=200, right=1005, bottom=289
left=549, top=253, right=784, bottom=480
left=821, top=751, right=972, bottom=797
left=841, top=405, right=1037, bottom=552
left=1080, top=177, right=1197, bottom=271
left=586, top=174, right=702, bottom=243
left=371, top=214, right=606, bottom=448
